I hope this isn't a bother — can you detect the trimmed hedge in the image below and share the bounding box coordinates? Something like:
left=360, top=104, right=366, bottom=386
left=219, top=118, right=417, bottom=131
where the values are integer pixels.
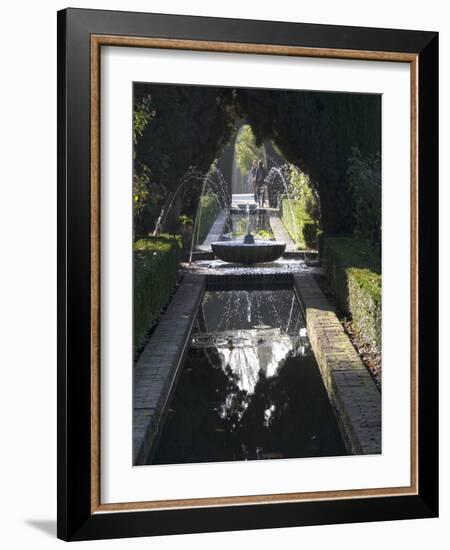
left=280, top=197, right=320, bottom=249
left=347, top=268, right=382, bottom=352
left=134, top=235, right=181, bottom=354
left=322, top=237, right=381, bottom=353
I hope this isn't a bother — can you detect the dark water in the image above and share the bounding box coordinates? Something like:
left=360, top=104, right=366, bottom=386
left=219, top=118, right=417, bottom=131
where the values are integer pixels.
left=153, top=288, right=347, bottom=465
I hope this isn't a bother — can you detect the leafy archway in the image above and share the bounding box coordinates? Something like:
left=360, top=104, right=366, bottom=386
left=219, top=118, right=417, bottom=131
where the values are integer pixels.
left=133, top=83, right=380, bottom=237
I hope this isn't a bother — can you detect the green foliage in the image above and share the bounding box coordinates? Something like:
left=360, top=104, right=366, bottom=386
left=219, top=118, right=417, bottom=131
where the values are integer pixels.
left=133, top=93, right=157, bottom=234
left=134, top=84, right=237, bottom=234
left=233, top=219, right=274, bottom=240
left=348, top=268, right=382, bottom=352
left=133, top=163, right=168, bottom=238
left=133, top=93, right=155, bottom=144
left=322, top=237, right=381, bottom=353
left=234, top=125, right=264, bottom=176
left=179, top=214, right=193, bottom=226
left=132, top=83, right=381, bottom=238
left=302, top=222, right=321, bottom=249
left=288, top=165, right=320, bottom=220
left=281, top=198, right=308, bottom=248
left=238, top=88, right=381, bottom=235
left=255, top=229, right=274, bottom=240
left=133, top=164, right=150, bottom=218
left=280, top=165, right=321, bottom=249
left=134, top=235, right=182, bottom=354
left=347, top=147, right=381, bottom=247
left=323, top=237, right=381, bottom=274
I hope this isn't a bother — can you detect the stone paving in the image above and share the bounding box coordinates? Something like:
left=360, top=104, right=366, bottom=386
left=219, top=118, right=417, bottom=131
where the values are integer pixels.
left=133, top=273, right=205, bottom=464
left=293, top=274, right=381, bottom=455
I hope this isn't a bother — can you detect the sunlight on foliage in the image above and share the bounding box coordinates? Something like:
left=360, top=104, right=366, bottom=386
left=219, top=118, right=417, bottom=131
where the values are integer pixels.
left=288, top=165, right=320, bottom=221
left=133, top=165, right=150, bottom=218
left=234, top=125, right=264, bottom=176
left=133, top=93, right=155, bottom=145
left=280, top=165, right=321, bottom=249
left=134, top=235, right=181, bottom=353
left=323, top=237, right=381, bottom=353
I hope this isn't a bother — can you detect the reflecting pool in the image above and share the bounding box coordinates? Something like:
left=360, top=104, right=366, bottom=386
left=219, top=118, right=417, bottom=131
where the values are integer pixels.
left=152, top=288, right=348, bottom=465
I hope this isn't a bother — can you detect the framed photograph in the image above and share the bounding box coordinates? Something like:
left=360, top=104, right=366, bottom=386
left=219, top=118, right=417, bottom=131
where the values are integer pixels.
left=57, top=8, right=438, bottom=541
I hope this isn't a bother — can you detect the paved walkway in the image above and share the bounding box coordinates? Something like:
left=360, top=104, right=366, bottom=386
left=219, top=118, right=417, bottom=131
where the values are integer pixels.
left=133, top=273, right=205, bottom=464
left=293, top=274, right=381, bottom=455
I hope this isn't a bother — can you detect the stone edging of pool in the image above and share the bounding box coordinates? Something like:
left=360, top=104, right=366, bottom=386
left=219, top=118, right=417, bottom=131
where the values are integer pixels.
left=293, top=274, right=381, bottom=455
left=133, top=273, right=205, bottom=465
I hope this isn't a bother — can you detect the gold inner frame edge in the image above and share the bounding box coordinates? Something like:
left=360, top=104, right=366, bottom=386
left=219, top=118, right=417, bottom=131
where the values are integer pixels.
left=90, top=34, right=419, bottom=514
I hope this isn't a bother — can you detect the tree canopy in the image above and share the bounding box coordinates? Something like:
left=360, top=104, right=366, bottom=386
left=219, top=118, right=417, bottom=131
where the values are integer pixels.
left=133, top=83, right=381, bottom=238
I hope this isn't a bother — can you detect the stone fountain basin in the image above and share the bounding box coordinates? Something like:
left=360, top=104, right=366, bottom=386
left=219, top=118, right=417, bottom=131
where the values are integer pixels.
left=211, top=240, right=286, bottom=264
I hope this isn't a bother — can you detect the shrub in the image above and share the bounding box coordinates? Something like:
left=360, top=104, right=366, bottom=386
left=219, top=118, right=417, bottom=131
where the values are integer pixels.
left=255, top=229, right=274, bottom=240
left=348, top=268, right=381, bottom=352
left=302, top=222, right=321, bottom=249
left=279, top=165, right=321, bottom=250
left=133, top=162, right=167, bottom=238
left=347, top=147, right=381, bottom=248
left=281, top=198, right=320, bottom=250
left=134, top=235, right=181, bottom=354
left=288, top=165, right=320, bottom=221
left=323, top=237, right=381, bottom=353
left=280, top=197, right=307, bottom=247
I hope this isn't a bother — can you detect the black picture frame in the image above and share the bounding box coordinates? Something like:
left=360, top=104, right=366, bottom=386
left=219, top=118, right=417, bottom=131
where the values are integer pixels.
left=57, top=7, right=438, bottom=541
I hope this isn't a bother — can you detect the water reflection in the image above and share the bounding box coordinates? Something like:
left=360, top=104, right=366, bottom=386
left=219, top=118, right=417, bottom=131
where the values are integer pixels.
left=153, top=289, right=347, bottom=465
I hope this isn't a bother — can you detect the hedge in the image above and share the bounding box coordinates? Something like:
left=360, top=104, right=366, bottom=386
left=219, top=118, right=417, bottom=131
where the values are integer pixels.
left=280, top=197, right=320, bottom=249
left=322, top=237, right=381, bottom=353
left=134, top=235, right=181, bottom=354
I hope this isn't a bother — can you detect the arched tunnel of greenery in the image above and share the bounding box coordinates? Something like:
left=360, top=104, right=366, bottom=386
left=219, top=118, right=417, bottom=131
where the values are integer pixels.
left=133, top=82, right=381, bottom=240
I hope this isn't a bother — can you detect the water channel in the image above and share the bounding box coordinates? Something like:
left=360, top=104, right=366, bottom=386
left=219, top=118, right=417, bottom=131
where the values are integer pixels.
left=152, top=284, right=348, bottom=465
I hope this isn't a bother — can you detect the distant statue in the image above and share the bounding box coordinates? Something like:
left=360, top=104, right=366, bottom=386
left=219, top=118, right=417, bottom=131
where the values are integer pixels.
left=243, top=232, right=255, bottom=244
